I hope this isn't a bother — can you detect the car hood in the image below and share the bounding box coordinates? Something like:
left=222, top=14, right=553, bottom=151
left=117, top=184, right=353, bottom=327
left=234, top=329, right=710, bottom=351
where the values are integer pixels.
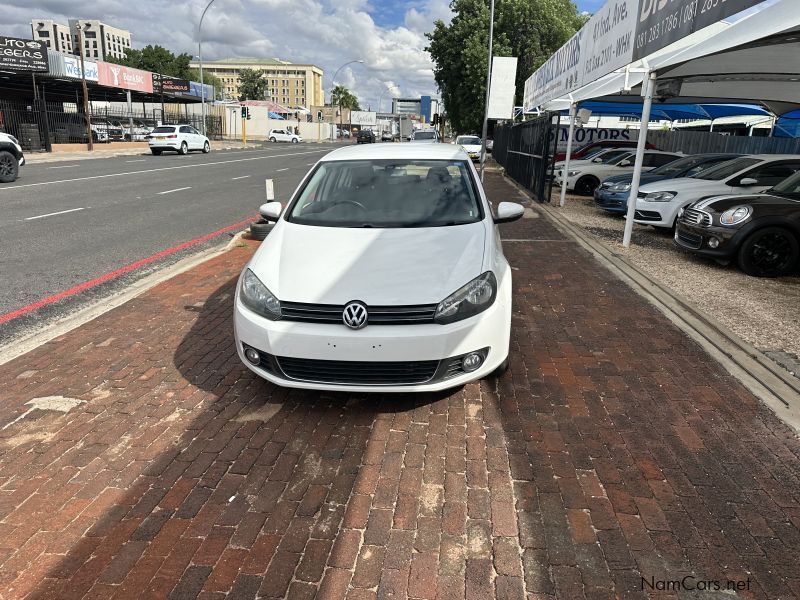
left=639, top=177, right=727, bottom=194
left=694, top=193, right=800, bottom=211
left=602, top=172, right=666, bottom=186
left=250, top=221, right=487, bottom=305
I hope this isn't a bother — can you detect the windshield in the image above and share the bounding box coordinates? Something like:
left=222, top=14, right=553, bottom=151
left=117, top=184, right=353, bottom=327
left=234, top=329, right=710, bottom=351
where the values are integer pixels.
left=151, top=126, right=176, bottom=134
left=413, top=131, right=436, bottom=140
left=770, top=170, right=800, bottom=196
left=457, top=136, right=480, bottom=145
left=606, top=152, right=635, bottom=166
left=691, top=157, right=760, bottom=180
left=587, top=149, right=630, bottom=164
left=287, top=159, right=483, bottom=228
left=651, top=155, right=728, bottom=177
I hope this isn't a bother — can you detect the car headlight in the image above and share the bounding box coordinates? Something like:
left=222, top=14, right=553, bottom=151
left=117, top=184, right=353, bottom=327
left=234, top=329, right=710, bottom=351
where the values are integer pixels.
left=610, top=182, right=631, bottom=192
left=719, top=205, right=752, bottom=226
left=435, top=272, right=497, bottom=324
left=567, top=170, right=581, bottom=177
left=240, top=269, right=281, bottom=320
left=644, top=191, right=677, bottom=202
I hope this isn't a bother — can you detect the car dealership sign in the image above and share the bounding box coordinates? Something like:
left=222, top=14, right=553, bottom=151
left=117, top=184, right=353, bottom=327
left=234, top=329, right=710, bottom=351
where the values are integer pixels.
left=0, top=36, right=48, bottom=72
left=97, top=62, right=153, bottom=93
left=524, top=0, right=769, bottom=109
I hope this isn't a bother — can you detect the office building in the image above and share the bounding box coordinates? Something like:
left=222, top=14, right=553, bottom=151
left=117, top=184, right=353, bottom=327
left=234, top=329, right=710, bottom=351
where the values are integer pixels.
left=68, top=20, right=132, bottom=61
left=30, top=20, right=74, bottom=54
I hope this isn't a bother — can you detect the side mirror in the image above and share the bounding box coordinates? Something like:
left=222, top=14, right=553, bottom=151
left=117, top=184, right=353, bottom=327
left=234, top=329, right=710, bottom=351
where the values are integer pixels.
left=259, top=201, right=282, bottom=221
left=618, top=160, right=631, bottom=167
left=592, top=157, right=603, bottom=163
left=738, top=177, right=759, bottom=186
left=494, top=202, right=525, bottom=224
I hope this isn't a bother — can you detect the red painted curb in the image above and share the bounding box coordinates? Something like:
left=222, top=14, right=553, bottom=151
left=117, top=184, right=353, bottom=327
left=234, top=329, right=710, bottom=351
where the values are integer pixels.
left=0, top=215, right=258, bottom=326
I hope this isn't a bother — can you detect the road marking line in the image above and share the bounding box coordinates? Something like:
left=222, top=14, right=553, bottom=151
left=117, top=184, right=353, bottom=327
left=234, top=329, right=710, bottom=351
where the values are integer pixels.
left=24, top=207, right=85, bottom=221
left=0, top=149, right=329, bottom=191
left=48, top=165, right=78, bottom=169
left=157, top=187, right=191, bottom=195
left=231, top=175, right=250, bottom=180
left=275, top=168, right=289, bottom=172
left=125, top=159, right=146, bottom=163
left=0, top=214, right=258, bottom=326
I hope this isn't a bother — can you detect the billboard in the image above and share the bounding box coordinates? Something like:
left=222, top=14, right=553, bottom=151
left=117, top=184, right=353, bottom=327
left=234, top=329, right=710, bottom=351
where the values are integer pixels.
left=97, top=62, right=153, bottom=93
left=0, top=36, right=48, bottom=72
left=350, top=111, right=378, bottom=126
left=487, top=56, right=518, bottom=119
left=62, top=55, right=98, bottom=82
left=162, top=77, right=190, bottom=93
left=552, top=126, right=637, bottom=152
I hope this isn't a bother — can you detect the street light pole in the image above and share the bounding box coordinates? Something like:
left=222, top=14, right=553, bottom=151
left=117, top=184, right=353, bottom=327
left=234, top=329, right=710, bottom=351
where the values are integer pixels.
left=75, top=25, right=93, bottom=151
left=479, top=0, right=495, bottom=182
left=378, top=84, right=399, bottom=114
left=198, top=0, right=217, bottom=135
left=329, top=59, right=364, bottom=141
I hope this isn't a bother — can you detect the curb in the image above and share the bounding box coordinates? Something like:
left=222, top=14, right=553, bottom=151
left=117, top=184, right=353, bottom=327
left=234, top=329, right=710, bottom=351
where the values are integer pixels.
left=501, top=173, right=800, bottom=434
left=0, top=230, right=249, bottom=367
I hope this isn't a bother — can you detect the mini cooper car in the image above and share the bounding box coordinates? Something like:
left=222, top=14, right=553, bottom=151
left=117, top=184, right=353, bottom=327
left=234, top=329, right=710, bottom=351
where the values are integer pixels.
left=234, top=143, right=525, bottom=391
left=675, top=170, right=800, bottom=277
left=0, top=132, right=25, bottom=183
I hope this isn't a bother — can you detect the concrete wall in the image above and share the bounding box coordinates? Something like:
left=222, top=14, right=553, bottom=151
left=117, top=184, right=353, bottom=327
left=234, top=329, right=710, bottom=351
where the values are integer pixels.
left=226, top=115, right=334, bottom=141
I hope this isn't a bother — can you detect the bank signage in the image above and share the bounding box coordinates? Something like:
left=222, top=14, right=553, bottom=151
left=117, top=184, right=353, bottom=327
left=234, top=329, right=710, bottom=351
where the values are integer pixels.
left=62, top=55, right=98, bottom=82
left=0, top=36, right=48, bottom=72
left=97, top=62, right=153, bottom=93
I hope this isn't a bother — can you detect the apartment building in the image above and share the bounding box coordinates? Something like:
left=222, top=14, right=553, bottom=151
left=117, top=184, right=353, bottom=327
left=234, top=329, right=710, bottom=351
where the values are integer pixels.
left=30, top=19, right=132, bottom=61
left=189, top=57, right=323, bottom=108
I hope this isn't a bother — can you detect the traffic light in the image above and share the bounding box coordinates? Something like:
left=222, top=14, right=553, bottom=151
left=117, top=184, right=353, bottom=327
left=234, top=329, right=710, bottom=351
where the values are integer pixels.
left=432, top=113, right=439, bottom=125
left=241, top=106, right=247, bottom=119
left=246, top=106, right=251, bottom=120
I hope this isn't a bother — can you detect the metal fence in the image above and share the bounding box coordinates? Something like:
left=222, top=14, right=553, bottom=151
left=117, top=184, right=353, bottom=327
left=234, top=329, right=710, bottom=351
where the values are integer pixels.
left=492, top=114, right=558, bottom=202
left=0, top=99, right=222, bottom=152
left=649, top=129, right=800, bottom=155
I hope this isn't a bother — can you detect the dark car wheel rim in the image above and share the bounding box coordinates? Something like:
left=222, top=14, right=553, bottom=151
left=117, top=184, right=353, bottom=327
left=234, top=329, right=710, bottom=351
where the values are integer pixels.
left=0, top=155, right=14, bottom=177
left=750, top=232, right=793, bottom=272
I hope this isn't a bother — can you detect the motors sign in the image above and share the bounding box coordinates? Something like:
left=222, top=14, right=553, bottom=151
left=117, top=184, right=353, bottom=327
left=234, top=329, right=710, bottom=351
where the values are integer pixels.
left=0, top=36, right=48, bottom=72
left=633, top=0, right=769, bottom=59
left=97, top=62, right=153, bottom=93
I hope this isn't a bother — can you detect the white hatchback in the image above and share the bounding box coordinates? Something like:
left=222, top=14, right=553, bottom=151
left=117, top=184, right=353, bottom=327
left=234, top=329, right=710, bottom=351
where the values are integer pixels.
left=556, top=150, right=682, bottom=195
left=269, top=129, right=302, bottom=143
left=234, top=144, right=525, bottom=392
left=148, top=124, right=210, bottom=155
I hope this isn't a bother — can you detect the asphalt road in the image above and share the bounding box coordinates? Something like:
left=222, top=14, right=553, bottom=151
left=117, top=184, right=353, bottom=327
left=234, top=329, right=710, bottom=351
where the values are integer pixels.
left=0, top=142, right=338, bottom=340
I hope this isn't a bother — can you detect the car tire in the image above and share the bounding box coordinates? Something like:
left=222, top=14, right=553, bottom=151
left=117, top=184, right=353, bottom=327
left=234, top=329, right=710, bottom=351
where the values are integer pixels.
left=292, top=138, right=298, bottom=144
left=737, top=227, right=799, bottom=277
left=179, top=142, right=188, bottom=155
left=249, top=219, right=274, bottom=241
left=151, top=149, right=162, bottom=155
left=0, top=150, right=19, bottom=183
left=575, top=175, right=600, bottom=196
left=270, top=137, right=277, bottom=143
left=202, top=141, right=210, bottom=153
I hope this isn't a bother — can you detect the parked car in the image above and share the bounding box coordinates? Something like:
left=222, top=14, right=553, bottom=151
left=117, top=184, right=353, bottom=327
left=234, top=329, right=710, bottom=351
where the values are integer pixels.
left=556, top=150, right=683, bottom=195
left=553, top=138, right=654, bottom=162
left=410, top=129, right=439, bottom=143
left=381, top=130, right=393, bottom=142
left=336, top=128, right=350, bottom=139
left=634, top=154, right=800, bottom=229
left=674, top=169, right=800, bottom=277
left=112, top=119, right=152, bottom=141
left=148, top=124, right=210, bottom=155
left=455, top=135, right=482, bottom=161
left=356, top=129, right=376, bottom=144
left=59, top=121, right=109, bottom=144
left=554, top=147, right=633, bottom=171
left=233, top=143, right=525, bottom=391
left=269, top=129, right=302, bottom=143
left=91, top=117, right=123, bottom=141
left=594, top=153, right=743, bottom=214
left=0, top=132, right=25, bottom=183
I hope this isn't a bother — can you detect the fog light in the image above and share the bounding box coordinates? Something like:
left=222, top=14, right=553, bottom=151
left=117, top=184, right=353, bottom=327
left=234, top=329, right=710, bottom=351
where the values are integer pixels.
left=708, top=237, right=720, bottom=249
left=462, top=352, right=484, bottom=372
left=244, top=347, right=260, bottom=365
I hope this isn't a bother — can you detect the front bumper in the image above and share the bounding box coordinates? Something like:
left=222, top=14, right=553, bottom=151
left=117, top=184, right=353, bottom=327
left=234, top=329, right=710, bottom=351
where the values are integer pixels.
left=633, top=199, right=678, bottom=227
left=594, top=188, right=628, bottom=213
left=674, top=221, right=738, bottom=258
left=233, top=280, right=511, bottom=392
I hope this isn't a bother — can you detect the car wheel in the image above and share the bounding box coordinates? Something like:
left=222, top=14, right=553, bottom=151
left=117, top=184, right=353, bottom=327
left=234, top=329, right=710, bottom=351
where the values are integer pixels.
left=0, top=150, right=19, bottom=183
left=179, top=141, right=188, bottom=155
left=270, top=137, right=277, bottom=143
left=249, top=219, right=274, bottom=241
left=151, top=149, right=162, bottom=155
left=737, top=227, right=799, bottom=277
left=575, top=175, right=600, bottom=196
left=292, top=138, right=298, bottom=144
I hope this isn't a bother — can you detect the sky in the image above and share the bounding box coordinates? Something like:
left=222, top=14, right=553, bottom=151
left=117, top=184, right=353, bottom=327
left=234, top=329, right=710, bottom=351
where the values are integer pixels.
left=2, top=0, right=595, bottom=110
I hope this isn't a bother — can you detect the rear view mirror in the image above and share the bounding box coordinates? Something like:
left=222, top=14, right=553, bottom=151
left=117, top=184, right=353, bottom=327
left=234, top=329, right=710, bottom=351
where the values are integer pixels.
left=494, top=202, right=525, bottom=224
left=259, top=201, right=282, bottom=221
left=738, top=177, right=759, bottom=186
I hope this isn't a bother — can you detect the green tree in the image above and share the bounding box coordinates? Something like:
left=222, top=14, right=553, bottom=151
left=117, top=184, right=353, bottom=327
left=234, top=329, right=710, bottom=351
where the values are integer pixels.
left=331, top=85, right=361, bottom=110
left=426, top=0, right=586, bottom=133
left=237, top=68, right=268, bottom=101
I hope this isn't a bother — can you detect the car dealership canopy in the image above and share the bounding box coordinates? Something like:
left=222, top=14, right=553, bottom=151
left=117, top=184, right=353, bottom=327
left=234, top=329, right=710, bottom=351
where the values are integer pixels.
left=522, top=0, right=800, bottom=246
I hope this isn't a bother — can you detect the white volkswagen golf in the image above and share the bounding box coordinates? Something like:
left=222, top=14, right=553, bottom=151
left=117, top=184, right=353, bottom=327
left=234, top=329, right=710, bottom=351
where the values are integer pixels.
left=234, top=144, right=524, bottom=392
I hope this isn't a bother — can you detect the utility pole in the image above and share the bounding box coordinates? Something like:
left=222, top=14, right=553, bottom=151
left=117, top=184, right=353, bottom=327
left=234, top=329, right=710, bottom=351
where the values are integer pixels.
left=75, top=25, right=93, bottom=151
left=479, top=0, right=495, bottom=181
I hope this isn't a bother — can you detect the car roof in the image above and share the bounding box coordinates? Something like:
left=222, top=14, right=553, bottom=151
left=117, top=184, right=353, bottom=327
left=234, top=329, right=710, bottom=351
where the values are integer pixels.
left=320, top=143, right=468, bottom=162
left=744, top=154, right=800, bottom=160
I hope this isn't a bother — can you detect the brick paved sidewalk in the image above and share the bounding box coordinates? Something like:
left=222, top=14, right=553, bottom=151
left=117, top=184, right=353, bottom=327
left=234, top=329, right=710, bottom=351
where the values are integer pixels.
left=1, top=173, right=799, bottom=599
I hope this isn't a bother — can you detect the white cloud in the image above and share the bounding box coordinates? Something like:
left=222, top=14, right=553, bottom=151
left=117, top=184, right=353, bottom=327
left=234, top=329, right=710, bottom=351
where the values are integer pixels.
left=2, top=0, right=453, bottom=110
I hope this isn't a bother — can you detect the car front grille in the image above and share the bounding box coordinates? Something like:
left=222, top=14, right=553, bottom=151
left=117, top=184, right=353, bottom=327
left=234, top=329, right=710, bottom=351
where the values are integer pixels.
left=280, top=302, right=438, bottom=325
left=276, top=356, right=439, bottom=385
left=675, top=228, right=703, bottom=250
left=681, top=207, right=712, bottom=227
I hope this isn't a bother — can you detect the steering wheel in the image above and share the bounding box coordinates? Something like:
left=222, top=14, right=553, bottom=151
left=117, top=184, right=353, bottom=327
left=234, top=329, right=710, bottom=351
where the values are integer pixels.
left=333, top=200, right=367, bottom=211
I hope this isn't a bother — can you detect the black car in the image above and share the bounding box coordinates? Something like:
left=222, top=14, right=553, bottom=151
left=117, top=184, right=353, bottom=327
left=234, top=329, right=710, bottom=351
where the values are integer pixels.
left=356, top=129, right=376, bottom=144
left=675, top=170, right=800, bottom=277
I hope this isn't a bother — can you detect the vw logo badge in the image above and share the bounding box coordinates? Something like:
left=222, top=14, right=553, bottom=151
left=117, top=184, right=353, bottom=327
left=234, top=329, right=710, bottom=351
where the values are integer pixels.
left=342, top=301, right=368, bottom=330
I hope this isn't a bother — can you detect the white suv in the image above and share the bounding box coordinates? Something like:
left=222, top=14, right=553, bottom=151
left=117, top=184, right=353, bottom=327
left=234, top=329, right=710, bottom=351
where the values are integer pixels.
left=269, top=129, right=302, bottom=143
left=148, top=124, right=210, bottom=155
